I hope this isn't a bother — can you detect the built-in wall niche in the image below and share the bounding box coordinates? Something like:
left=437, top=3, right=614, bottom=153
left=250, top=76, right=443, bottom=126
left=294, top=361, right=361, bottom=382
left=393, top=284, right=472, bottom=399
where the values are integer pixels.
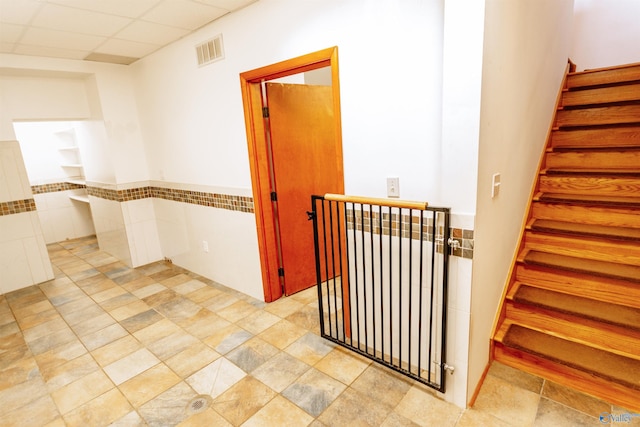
left=13, top=121, right=95, bottom=243
left=55, top=128, right=89, bottom=202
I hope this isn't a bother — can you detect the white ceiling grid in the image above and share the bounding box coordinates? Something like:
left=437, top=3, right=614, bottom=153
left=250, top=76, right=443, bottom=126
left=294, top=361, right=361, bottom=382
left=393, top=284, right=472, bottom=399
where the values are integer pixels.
left=0, top=0, right=256, bottom=64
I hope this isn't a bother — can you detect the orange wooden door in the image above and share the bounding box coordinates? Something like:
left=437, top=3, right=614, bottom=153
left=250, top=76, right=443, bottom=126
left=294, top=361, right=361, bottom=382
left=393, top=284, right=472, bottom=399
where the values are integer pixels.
left=266, top=82, right=343, bottom=295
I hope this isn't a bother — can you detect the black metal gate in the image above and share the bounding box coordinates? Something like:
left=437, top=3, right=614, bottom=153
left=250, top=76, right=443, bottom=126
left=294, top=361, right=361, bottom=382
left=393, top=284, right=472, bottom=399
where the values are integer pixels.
left=310, top=194, right=451, bottom=392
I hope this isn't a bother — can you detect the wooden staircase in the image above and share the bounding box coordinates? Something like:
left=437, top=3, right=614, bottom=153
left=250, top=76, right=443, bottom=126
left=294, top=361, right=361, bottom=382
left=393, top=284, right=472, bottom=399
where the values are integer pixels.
left=491, top=61, right=640, bottom=411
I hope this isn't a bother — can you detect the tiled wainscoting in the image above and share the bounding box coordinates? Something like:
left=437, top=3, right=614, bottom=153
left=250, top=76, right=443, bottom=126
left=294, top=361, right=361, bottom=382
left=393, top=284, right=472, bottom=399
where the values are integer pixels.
left=346, top=209, right=474, bottom=260
left=0, top=140, right=54, bottom=293
left=79, top=182, right=262, bottom=297
left=30, top=182, right=95, bottom=244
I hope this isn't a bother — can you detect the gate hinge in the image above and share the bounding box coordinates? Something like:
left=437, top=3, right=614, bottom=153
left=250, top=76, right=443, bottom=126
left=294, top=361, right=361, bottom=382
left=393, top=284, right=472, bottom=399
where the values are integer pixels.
left=306, top=211, right=315, bottom=220
left=278, top=267, right=285, bottom=277
left=262, top=107, right=269, bottom=118
left=271, top=192, right=277, bottom=202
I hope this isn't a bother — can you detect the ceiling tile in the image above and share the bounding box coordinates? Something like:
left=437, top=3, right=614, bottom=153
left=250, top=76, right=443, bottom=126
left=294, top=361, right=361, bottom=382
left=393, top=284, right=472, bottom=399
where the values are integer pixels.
left=31, top=3, right=132, bottom=37
left=0, top=23, right=24, bottom=44
left=116, top=21, right=190, bottom=45
left=13, top=44, right=88, bottom=60
left=142, top=0, right=227, bottom=30
left=0, top=42, right=15, bottom=53
left=46, top=0, right=163, bottom=19
left=0, top=0, right=258, bottom=64
left=0, top=0, right=43, bottom=25
left=193, top=0, right=256, bottom=11
left=21, top=27, right=105, bottom=51
left=95, top=38, right=160, bottom=58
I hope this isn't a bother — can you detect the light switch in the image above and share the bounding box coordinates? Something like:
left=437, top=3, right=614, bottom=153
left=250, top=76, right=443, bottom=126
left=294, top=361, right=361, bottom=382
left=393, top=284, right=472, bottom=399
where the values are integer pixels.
left=492, top=173, right=501, bottom=198
left=387, top=177, right=400, bottom=198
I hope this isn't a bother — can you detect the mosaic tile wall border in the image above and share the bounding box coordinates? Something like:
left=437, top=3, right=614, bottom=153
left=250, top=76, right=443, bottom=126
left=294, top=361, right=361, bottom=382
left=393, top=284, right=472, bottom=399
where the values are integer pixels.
left=23, top=183, right=473, bottom=259
left=0, top=199, right=37, bottom=216
left=28, top=182, right=253, bottom=214
left=31, top=182, right=86, bottom=194
left=85, top=186, right=254, bottom=213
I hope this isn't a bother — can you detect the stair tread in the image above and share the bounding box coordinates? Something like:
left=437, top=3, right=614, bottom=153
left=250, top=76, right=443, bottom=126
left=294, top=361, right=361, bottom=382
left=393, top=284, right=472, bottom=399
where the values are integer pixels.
left=515, top=264, right=640, bottom=309
left=567, top=63, right=640, bottom=89
left=530, top=219, right=640, bottom=241
left=563, top=83, right=640, bottom=107
left=512, top=284, right=640, bottom=330
left=544, top=150, right=640, bottom=173
left=537, top=192, right=640, bottom=207
left=531, top=202, right=640, bottom=229
left=522, top=250, right=640, bottom=283
left=501, top=324, right=640, bottom=391
left=506, top=301, right=640, bottom=360
left=538, top=175, right=640, bottom=199
left=493, top=343, right=640, bottom=412
left=556, top=105, right=640, bottom=128
left=552, top=126, right=640, bottom=150
left=544, top=168, right=640, bottom=175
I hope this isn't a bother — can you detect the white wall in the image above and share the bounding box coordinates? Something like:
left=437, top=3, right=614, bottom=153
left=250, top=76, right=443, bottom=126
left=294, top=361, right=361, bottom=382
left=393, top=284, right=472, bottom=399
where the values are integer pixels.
left=571, top=0, right=640, bottom=70
left=14, top=122, right=75, bottom=184
left=0, top=73, right=90, bottom=123
left=132, top=0, right=445, bottom=200
left=469, top=0, right=575, bottom=404
left=440, top=0, right=485, bottom=215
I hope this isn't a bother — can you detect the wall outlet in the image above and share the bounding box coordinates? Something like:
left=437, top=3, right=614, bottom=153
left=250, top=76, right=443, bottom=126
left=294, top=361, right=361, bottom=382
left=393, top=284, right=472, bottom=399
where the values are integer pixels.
left=387, top=177, right=400, bottom=198
left=202, top=240, right=209, bottom=253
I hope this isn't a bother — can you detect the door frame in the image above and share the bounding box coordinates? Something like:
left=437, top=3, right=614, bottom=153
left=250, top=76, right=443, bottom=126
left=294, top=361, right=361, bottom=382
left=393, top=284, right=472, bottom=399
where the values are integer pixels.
left=240, top=47, right=345, bottom=302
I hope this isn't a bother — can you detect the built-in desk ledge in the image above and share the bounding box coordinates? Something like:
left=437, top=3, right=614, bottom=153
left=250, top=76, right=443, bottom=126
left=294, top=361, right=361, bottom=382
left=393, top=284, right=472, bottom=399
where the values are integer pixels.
left=61, top=164, right=83, bottom=169
left=65, top=178, right=86, bottom=186
left=69, top=194, right=90, bottom=204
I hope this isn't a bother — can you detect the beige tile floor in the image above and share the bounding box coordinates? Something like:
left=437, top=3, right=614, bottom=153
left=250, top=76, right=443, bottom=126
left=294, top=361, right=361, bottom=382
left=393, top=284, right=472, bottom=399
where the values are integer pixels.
left=0, top=235, right=634, bottom=426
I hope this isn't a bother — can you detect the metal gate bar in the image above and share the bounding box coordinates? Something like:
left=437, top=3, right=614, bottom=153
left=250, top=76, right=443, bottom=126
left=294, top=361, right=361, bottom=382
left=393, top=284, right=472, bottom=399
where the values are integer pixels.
left=311, top=194, right=451, bottom=392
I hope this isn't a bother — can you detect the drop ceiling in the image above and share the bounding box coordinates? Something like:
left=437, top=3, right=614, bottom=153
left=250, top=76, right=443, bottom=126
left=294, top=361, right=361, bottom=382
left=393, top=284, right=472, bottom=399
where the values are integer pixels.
left=0, top=0, right=257, bottom=65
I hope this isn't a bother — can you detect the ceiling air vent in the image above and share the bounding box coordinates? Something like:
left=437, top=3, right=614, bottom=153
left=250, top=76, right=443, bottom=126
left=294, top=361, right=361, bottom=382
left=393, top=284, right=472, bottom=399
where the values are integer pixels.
left=196, top=35, right=224, bottom=67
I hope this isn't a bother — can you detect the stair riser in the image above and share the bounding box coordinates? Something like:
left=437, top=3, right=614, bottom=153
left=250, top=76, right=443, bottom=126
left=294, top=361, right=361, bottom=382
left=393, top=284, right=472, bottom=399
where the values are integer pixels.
left=566, top=64, right=640, bottom=89
left=539, top=176, right=640, bottom=198
left=524, top=232, right=640, bottom=266
left=556, top=105, right=640, bottom=127
left=531, top=203, right=640, bottom=229
left=562, top=83, right=640, bottom=107
left=505, top=302, right=640, bottom=360
left=515, top=264, right=640, bottom=309
left=545, top=151, right=640, bottom=171
left=551, top=126, right=640, bottom=149
left=493, top=344, right=640, bottom=412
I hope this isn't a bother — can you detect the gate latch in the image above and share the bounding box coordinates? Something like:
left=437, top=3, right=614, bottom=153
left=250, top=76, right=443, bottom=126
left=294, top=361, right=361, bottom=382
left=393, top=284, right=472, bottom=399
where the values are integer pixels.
left=306, top=211, right=315, bottom=220
left=435, top=361, right=455, bottom=375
